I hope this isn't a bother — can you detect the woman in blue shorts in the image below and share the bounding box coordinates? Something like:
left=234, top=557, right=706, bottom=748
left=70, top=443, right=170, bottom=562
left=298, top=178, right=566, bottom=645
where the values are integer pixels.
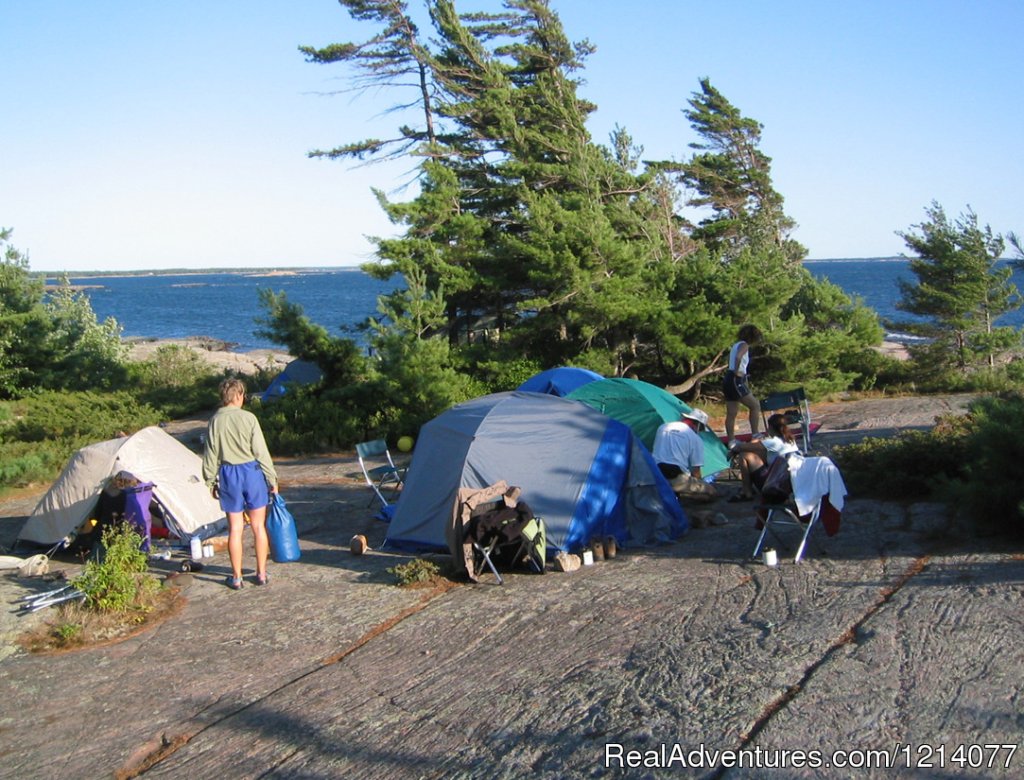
left=723, top=324, right=763, bottom=448
left=202, top=378, right=278, bottom=589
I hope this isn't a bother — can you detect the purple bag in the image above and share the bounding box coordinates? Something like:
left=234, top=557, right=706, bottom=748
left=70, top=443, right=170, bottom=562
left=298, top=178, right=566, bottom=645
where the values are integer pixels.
left=123, top=482, right=155, bottom=551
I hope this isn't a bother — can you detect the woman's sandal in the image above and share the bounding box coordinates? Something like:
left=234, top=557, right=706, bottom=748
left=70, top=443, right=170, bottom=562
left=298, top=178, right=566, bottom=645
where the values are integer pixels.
left=225, top=576, right=244, bottom=590
left=255, top=572, right=269, bottom=586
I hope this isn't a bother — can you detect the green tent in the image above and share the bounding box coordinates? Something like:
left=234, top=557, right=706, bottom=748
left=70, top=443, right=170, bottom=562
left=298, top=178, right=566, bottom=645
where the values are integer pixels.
left=566, top=377, right=731, bottom=477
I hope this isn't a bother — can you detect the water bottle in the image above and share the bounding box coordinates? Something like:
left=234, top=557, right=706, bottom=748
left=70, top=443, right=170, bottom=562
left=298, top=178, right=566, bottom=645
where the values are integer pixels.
left=190, top=537, right=203, bottom=561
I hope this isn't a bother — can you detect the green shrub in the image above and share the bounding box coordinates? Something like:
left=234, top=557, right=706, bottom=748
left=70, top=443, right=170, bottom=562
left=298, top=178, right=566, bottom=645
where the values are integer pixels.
left=459, top=354, right=544, bottom=393
left=255, top=385, right=369, bottom=454
left=387, top=558, right=442, bottom=586
left=0, top=391, right=164, bottom=492
left=125, top=346, right=223, bottom=419
left=2, top=390, right=161, bottom=443
left=54, top=622, right=83, bottom=646
left=0, top=441, right=65, bottom=488
left=834, top=394, right=1024, bottom=538
left=954, top=392, right=1024, bottom=537
left=832, top=412, right=972, bottom=501
left=72, top=523, right=159, bottom=614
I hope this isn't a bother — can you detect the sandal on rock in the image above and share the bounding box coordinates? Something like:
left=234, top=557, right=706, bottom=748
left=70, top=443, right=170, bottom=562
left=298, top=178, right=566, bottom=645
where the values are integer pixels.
left=225, top=576, right=244, bottom=590
left=728, top=493, right=754, bottom=503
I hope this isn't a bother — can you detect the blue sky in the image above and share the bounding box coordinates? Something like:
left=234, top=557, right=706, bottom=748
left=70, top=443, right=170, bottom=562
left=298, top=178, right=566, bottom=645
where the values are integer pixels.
left=2, top=0, right=1022, bottom=271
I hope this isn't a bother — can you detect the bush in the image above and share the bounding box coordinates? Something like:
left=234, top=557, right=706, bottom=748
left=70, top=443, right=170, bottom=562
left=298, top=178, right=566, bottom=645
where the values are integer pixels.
left=0, top=391, right=164, bottom=492
left=72, top=523, right=160, bottom=614
left=387, top=558, right=442, bottom=586
left=834, top=394, right=1024, bottom=538
left=0, top=440, right=66, bottom=488
left=954, top=392, right=1024, bottom=537
left=125, top=345, right=223, bottom=419
left=1, top=390, right=162, bottom=443
left=255, top=385, right=369, bottom=454
left=832, top=412, right=972, bottom=501
left=456, top=352, right=543, bottom=393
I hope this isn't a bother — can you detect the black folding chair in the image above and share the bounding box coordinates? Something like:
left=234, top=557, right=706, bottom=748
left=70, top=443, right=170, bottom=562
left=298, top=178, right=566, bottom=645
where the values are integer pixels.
left=466, top=504, right=546, bottom=584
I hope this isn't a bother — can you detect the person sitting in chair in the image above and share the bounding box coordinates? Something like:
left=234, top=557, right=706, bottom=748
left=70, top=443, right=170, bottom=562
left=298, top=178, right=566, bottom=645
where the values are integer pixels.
left=652, top=409, right=718, bottom=503
left=728, top=413, right=800, bottom=502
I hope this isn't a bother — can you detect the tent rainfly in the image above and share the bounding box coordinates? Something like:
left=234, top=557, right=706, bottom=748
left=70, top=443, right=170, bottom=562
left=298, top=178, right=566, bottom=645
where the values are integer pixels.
left=516, top=366, right=603, bottom=397
left=258, top=359, right=323, bottom=403
left=566, top=377, right=731, bottom=477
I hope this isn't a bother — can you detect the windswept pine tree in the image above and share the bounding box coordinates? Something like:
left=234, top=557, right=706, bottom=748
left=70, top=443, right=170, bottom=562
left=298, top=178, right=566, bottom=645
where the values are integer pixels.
left=289, top=0, right=885, bottom=414
left=897, top=202, right=1020, bottom=374
left=0, top=227, right=126, bottom=397
left=299, top=0, right=439, bottom=161
left=678, top=78, right=801, bottom=262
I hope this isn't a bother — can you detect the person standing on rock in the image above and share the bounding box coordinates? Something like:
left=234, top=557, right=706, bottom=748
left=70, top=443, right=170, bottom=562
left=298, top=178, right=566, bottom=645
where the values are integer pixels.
left=723, top=324, right=763, bottom=448
left=202, top=377, right=278, bottom=589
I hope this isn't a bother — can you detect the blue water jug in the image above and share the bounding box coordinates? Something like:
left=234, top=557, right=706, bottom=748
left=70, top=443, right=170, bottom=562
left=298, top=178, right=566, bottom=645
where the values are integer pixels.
left=266, top=493, right=301, bottom=563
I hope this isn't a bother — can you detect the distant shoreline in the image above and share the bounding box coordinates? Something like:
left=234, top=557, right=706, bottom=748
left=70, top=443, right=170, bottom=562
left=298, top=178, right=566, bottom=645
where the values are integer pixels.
left=124, top=335, right=908, bottom=375
left=124, top=337, right=292, bottom=376
left=34, top=266, right=364, bottom=280
left=37, top=256, right=978, bottom=278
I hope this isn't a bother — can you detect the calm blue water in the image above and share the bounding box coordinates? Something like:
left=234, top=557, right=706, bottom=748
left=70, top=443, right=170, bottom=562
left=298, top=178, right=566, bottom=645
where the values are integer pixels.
left=58, top=260, right=1024, bottom=353
left=805, top=258, right=1024, bottom=339
left=64, top=269, right=400, bottom=352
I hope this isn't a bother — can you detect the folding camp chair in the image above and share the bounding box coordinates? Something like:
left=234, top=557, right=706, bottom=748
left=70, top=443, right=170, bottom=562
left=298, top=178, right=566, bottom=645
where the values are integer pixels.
left=471, top=516, right=546, bottom=584
left=761, top=387, right=813, bottom=452
left=472, top=534, right=505, bottom=584
left=751, top=455, right=822, bottom=564
left=355, top=439, right=405, bottom=508
left=463, top=494, right=546, bottom=584
left=515, top=516, right=546, bottom=574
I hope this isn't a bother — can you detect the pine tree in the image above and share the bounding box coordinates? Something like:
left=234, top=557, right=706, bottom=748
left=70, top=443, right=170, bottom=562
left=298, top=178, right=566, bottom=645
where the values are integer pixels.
left=677, top=78, right=801, bottom=262
left=299, top=0, right=438, bottom=161
left=0, top=228, right=126, bottom=397
left=300, top=2, right=884, bottom=401
left=897, top=202, right=1020, bottom=372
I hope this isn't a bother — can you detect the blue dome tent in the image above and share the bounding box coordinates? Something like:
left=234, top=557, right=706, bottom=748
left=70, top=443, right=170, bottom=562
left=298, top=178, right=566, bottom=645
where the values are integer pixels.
left=516, top=366, right=603, bottom=397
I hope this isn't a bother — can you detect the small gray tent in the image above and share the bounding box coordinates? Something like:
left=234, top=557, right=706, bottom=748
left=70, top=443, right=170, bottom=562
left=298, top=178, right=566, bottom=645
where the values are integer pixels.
left=18, top=427, right=226, bottom=546
left=384, top=391, right=687, bottom=553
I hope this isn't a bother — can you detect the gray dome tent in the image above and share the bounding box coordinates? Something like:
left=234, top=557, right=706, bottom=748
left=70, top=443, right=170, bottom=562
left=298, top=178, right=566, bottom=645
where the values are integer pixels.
left=384, top=391, right=688, bottom=554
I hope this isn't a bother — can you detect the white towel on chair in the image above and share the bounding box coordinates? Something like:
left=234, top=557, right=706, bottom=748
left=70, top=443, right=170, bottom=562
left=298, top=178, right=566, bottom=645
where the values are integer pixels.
left=788, top=455, right=847, bottom=516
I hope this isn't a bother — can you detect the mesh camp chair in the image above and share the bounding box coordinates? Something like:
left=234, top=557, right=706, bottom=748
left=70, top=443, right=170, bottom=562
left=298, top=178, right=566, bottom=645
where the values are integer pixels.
left=751, top=454, right=823, bottom=564
left=761, top=387, right=812, bottom=452
left=355, top=439, right=405, bottom=508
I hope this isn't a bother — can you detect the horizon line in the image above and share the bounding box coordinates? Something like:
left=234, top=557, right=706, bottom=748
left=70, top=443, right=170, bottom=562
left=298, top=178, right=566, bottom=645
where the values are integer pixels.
left=33, top=256, right=920, bottom=276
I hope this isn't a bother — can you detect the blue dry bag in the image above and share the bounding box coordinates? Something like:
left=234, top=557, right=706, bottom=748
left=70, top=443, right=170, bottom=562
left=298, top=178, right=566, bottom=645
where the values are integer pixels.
left=266, top=493, right=301, bottom=563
